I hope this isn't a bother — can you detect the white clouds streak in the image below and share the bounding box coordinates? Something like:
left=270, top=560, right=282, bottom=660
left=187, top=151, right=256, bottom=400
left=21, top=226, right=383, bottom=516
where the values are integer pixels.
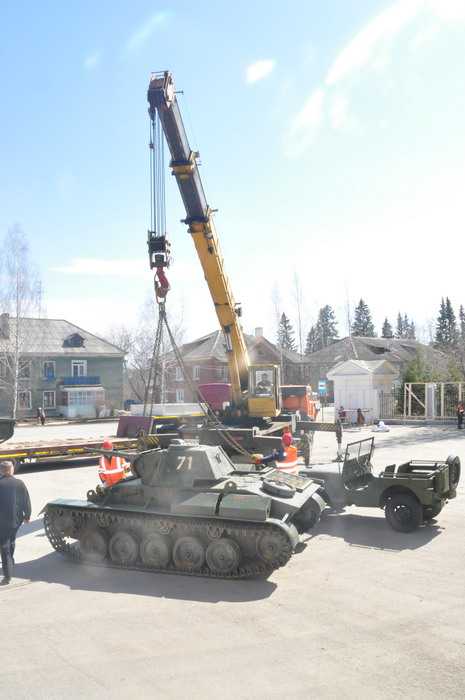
left=126, top=11, right=170, bottom=52
left=246, top=59, right=275, bottom=84
left=325, top=0, right=422, bottom=86
left=285, top=89, right=325, bottom=157
left=285, top=0, right=465, bottom=156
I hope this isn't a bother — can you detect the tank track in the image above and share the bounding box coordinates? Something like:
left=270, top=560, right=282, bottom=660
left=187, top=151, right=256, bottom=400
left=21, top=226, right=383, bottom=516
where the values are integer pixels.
left=44, top=503, right=294, bottom=580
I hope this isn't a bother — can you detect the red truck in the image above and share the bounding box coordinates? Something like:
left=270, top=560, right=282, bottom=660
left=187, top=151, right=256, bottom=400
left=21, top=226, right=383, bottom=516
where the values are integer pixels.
left=198, top=383, right=319, bottom=420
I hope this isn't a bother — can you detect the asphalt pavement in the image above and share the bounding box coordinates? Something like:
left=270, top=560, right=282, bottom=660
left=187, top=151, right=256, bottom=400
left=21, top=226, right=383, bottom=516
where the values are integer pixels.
left=1, top=422, right=464, bottom=699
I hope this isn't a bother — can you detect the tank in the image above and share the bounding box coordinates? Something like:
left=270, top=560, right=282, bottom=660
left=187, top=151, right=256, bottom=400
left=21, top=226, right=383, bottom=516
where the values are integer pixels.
left=43, top=440, right=325, bottom=578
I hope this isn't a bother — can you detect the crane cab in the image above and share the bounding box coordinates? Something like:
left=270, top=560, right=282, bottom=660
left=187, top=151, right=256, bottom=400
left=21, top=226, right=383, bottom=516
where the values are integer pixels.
left=247, top=364, right=281, bottom=418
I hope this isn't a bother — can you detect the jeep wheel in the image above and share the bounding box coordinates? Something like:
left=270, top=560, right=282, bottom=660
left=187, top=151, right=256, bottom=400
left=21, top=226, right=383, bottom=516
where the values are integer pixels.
left=385, top=493, right=422, bottom=532
left=423, top=503, right=442, bottom=521
left=446, top=455, right=461, bottom=491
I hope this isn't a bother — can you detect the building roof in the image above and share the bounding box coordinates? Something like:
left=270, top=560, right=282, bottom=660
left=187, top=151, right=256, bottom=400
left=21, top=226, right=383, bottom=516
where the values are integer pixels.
left=327, top=359, right=398, bottom=378
left=302, top=336, right=445, bottom=368
left=0, top=317, right=125, bottom=356
left=171, top=330, right=302, bottom=365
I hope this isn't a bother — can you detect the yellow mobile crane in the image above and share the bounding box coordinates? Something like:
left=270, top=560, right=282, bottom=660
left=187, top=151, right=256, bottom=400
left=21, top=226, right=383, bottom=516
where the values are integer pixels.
left=147, top=71, right=281, bottom=419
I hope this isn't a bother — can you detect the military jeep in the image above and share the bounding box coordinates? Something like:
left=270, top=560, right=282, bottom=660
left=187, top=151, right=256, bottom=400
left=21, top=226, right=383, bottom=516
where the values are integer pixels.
left=301, top=438, right=460, bottom=532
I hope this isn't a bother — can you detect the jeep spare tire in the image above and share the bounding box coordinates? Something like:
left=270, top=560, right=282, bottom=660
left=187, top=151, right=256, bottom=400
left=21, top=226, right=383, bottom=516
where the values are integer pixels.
left=446, top=455, right=461, bottom=491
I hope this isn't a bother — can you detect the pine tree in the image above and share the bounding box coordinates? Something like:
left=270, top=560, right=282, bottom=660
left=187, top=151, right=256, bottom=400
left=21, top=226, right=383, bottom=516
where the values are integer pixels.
left=435, top=298, right=448, bottom=344
left=305, top=326, right=318, bottom=355
left=304, top=305, right=339, bottom=354
left=460, top=305, right=465, bottom=340
left=277, top=312, right=297, bottom=352
left=436, top=297, right=458, bottom=346
left=351, top=299, right=375, bottom=337
left=445, top=297, right=458, bottom=345
left=395, top=312, right=416, bottom=339
left=317, top=305, right=338, bottom=347
left=382, top=318, right=393, bottom=338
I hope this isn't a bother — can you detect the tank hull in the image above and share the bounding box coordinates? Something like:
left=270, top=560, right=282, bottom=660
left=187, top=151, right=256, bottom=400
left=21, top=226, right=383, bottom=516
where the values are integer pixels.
left=44, top=499, right=301, bottom=579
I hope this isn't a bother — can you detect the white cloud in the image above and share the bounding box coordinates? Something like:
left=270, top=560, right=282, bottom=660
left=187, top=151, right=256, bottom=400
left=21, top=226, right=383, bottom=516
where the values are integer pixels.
left=51, top=258, right=146, bottom=276
left=83, top=50, right=101, bottom=70
left=286, top=0, right=465, bottom=157
left=329, top=93, right=349, bottom=130
left=126, top=11, right=170, bottom=52
left=246, top=59, right=275, bottom=84
left=325, top=0, right=422, bottom=86
left=284, top=88, right=325, bottom=156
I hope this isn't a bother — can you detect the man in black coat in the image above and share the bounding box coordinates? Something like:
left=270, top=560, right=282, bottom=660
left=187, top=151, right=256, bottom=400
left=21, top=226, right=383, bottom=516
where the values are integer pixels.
left=0, top=461, right=31, bottom=585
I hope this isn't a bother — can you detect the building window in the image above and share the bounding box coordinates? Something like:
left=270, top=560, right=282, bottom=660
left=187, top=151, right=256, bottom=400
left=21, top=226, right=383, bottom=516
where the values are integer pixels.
left=216, top=365, right=228, bottom=379
left=63, top=333, right=85, bottom=348
left=18, top=390, right=31, bottom=410
left=18, top=361, right=31, bottom=379
left=43, top=361, right=56, bottom=379
left=175, top=389, right=184, bottom=403
left=43, top=391, right=56, bottom=409
left=193, top=365, right=200, bottom=380
left=67, top=390, right=103, bottom=405
left=71, top=360, right=87, bottom=377
left=175, top=366, right=183, bottom=382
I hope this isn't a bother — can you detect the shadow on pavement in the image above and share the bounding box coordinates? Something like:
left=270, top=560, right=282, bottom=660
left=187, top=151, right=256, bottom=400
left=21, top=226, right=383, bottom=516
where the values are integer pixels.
left=307, top=511, right=442, bottom=551
left=12, top=553, right=277, bottom=603
left=16, top=519, right=44, bottom=538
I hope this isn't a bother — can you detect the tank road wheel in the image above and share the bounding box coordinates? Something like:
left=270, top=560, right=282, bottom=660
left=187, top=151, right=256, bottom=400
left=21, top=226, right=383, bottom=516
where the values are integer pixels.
left=446, top=455, right=461, bottom=491
left=109, top=530, right=139, bottom=566
left=423, top=503, right=443, bottom=522
left=140, top=533, right=171, bottom=568
left=256, top=529, right=292, bottom=568
left=172, top=536, right=205, bottom=572
left=385, top=493, right=423, bottom=533
left=80, top=528, right=108, bottom=563
left=206, top=538, right=241, bottom=575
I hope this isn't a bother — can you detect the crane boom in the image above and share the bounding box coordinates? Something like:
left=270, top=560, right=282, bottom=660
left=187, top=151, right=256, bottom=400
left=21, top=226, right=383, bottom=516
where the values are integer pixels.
left=147, top=71, right=280, bottom=417
left=147, top=71, right=249, bottom=405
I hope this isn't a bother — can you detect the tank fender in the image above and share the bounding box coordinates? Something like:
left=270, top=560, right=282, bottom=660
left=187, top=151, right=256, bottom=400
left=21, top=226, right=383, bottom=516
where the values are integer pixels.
left=308, top=491, right=327, bottom=514
left=266, top=518, right=300, bottom=550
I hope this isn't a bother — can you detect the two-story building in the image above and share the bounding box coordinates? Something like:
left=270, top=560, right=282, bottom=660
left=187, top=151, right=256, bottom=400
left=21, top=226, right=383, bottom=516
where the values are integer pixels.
left=0, top=314, right=125, bottom=418
left=161, top=328, right=304, bottom=403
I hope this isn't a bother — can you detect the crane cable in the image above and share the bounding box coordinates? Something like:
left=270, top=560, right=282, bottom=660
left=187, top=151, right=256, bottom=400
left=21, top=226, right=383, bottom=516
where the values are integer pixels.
left=143, top=301, right=253, bottom=459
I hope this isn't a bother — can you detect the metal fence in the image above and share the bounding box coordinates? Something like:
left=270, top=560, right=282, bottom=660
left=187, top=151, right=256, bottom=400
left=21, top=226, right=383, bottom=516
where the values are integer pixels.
left=379, top=382, right=465, bottom=420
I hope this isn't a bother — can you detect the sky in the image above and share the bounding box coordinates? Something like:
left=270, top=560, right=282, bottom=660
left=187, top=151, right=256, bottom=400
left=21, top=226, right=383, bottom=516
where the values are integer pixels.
left=2, top=0, right=465, bottom=349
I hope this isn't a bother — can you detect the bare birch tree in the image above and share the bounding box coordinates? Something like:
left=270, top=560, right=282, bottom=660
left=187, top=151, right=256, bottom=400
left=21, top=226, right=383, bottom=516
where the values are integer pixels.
left=0, top=226, right=42, bottom=417
left=108, top=294, right=185, bottom=404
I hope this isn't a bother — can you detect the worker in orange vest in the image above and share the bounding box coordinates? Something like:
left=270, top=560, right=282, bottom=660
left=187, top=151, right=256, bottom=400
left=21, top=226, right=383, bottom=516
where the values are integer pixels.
left=98, top=439, right=128, bottom=487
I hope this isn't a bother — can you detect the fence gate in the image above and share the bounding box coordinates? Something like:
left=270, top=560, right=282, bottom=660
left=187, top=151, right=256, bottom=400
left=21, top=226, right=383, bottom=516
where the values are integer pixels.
left=379, top=382, right=465, bottom=420
left=404, top=383, right=426, bottom=419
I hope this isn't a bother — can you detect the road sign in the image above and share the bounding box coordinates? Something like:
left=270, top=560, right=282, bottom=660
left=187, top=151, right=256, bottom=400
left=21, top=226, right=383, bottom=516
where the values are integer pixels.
left=318, top=380, right=327, bottom=396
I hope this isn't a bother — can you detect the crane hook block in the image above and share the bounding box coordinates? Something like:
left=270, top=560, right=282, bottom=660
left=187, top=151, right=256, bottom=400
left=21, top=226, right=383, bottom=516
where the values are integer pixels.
left=148, top=232, right=171, bottom=269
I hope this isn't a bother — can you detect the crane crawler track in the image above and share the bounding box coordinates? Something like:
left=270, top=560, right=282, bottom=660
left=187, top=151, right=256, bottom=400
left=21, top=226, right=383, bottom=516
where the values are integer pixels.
left=44, top=504, right=293, bottom=580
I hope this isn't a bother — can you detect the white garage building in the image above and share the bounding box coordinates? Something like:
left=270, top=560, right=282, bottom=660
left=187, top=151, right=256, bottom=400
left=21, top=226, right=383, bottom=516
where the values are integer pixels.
left=328, top=359, right=398, bottom=423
